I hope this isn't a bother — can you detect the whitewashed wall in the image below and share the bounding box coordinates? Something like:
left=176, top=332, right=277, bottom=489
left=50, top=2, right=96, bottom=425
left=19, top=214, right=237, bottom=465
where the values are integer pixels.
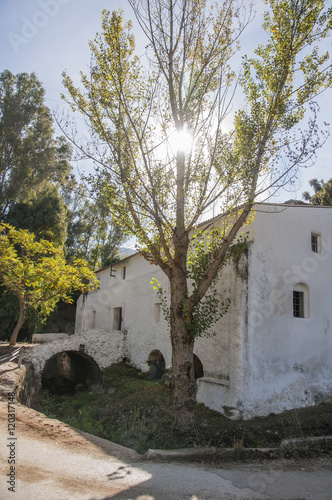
left=75, top=254, right=172, bottom=371
left=242, top=204, right=332, bottom=418
left=75, top=249, right=249, bottom=418
left=75, top=204, right=332, bottom=419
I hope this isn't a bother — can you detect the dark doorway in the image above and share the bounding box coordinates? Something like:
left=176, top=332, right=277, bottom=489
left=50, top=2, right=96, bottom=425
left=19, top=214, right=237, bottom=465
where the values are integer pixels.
left=113, top=307, right=122, bottom=330
left=147, top=350, right=165, bottom=380
left=193, top=354, right=204, bottom=379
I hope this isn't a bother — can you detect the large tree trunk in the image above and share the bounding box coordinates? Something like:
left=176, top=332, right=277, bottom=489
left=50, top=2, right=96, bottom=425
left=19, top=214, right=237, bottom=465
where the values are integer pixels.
left=9, top=297, right=25, bottom=346
left=170, top=271, right=196, bottom=432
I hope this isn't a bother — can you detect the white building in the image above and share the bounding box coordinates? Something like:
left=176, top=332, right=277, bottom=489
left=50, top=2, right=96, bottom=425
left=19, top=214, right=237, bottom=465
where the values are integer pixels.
left=75, top=203, right=332, bottom=419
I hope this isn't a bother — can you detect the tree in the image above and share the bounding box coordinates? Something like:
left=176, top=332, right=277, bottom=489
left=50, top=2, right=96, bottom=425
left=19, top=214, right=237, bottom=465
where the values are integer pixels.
left=62, top=1, right=332, bottom=431
left=5, top=186, right=68, bottom=247
left=0, top=224, right=98, bottom=345
left=0, top=288, right=19, bottom=342
left=0, top=70, right=72, bottom=219
left=65, top=184, right=128, bottom=269
left=303, top=177, right=332, bottom=205
left=0, top=186, right=71, bottom=340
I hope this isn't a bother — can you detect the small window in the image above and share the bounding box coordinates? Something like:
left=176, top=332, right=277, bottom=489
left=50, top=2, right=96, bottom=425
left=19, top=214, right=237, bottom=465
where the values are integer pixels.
left=154, top=303, right=161, bottom=323
left=293, top=283, right=310, bottom=318
left=293, top=291, right=304, bottom=317
left=122, top=266, right=126, bottom=280
left=311, top=233, right=320, bottom=253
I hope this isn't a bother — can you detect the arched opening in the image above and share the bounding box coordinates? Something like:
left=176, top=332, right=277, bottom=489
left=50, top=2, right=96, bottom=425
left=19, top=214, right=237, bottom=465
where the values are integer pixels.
left=147, top=350, right=165, bottom=380
left=41, top=350, right=102, bottom=394
left=193, top=354, right=204, bottom=380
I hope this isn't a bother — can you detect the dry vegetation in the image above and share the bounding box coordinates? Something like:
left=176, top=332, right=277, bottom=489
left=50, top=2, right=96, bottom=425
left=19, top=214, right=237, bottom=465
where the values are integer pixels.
left=32, top=362, right=332, bottom=457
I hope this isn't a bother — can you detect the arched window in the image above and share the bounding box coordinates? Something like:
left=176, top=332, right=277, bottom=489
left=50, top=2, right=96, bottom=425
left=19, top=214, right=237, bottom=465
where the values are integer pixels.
left=293, top=283, right=310, bottom=318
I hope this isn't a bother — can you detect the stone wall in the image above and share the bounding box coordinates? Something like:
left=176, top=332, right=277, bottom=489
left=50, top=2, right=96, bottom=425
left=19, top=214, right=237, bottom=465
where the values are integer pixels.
left=31, top=333, right=69, bottom=343
left=22, top=330, right=126, bottom=374
left=16, top=363, right=41, bottom=407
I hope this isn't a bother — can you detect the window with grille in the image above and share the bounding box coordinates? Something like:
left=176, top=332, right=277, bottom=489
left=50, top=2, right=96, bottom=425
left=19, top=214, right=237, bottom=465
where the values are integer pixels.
left=293, top=291, right=304, bottom=317
left=311, top=233, right=320, bottom=253
left=293, top=283, right=310, bottom=318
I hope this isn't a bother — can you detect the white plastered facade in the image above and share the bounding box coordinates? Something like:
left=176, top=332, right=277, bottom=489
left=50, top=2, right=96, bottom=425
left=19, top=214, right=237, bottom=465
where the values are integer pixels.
left=75, top=203, right=332, bottom=419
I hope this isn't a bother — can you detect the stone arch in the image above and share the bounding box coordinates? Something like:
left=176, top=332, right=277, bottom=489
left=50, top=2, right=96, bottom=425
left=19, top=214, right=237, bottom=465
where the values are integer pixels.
left=147, top=349, right=165, bottom=380
left=41, top=350, right=102, bottom=394
left=193, top=354, right=204, bottom=380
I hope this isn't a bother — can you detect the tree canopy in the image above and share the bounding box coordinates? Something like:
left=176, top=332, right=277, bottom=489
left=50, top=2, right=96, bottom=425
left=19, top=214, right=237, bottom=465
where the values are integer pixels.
left=65, top=185, right=128, bottom=269
left=0, top=70, right=72, bottom=219
left=0, top=223, right=98, bottom=345
left=5, top=186, right=68, bottom=247
left=62, top=0, right=332, bottom=431
left=303, top=177, right=332, bottom=205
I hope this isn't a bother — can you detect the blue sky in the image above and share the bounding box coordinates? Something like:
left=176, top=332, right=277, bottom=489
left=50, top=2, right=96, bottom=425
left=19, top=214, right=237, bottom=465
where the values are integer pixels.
left=1, top=0, right=331, bottom=202
left=0, top=1, right=133, bottom=111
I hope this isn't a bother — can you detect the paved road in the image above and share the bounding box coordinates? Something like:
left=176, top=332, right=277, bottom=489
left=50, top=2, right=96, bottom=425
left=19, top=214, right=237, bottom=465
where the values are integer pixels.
left=1, top=363, right=332, bottom=499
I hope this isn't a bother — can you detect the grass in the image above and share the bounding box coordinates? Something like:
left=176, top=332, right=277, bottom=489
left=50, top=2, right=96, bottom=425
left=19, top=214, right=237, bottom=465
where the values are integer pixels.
left=33, top=362, right=332, bottom=455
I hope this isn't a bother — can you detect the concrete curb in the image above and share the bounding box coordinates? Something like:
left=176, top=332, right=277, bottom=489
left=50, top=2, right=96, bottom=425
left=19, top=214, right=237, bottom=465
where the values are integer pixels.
left=280, top=435, right=332, bottom=448
left=144, top=436, right=332, bottom=460
left=144, top=447, right=218, bottom=459
left=144, top=446, right=279, bottom=460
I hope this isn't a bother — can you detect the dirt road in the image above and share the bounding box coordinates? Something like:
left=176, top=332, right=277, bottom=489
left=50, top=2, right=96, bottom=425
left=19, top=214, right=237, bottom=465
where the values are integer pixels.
left=1, top=362, right=332, bottom=500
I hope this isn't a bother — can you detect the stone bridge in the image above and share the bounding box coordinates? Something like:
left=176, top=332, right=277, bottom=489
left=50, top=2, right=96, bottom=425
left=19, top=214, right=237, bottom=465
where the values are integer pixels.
left=22, top=330, right=127, bottom=393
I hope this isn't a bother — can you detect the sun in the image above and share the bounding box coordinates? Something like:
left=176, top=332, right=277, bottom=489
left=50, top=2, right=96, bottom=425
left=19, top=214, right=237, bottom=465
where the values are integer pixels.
left=169, top=128, right=193, bottom=154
